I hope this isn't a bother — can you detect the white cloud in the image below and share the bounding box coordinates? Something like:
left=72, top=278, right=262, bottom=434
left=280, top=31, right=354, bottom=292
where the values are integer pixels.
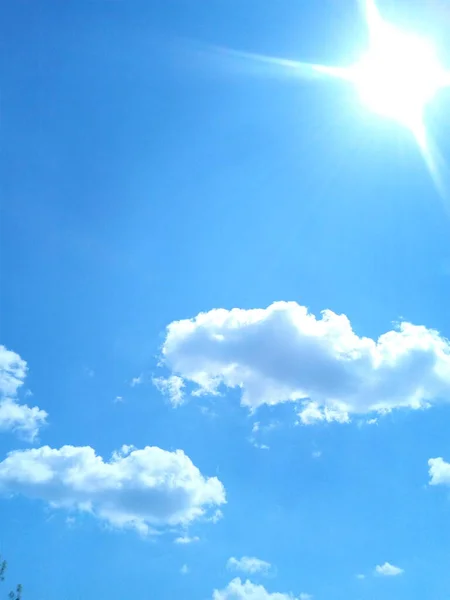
left=213, top=579, right=302, bottom=600
left=0, top=399, right=47, bottom=441
left=209, top=508, right=223, bottom=523
left=356, top=574, right=365, bottom=580
left=227, top=557, right=271, bottom=575
left=297, top=401, right=349, bottom=425
left=174, top=535, right=200, bottom=544
left=0, top=345, right=27, bottom=396
left=428, top=457, right=450, bottom=485
left=66, top=516, right=76, bottom=527
left=180, top=564, right=189, bottom=575
left=130, top=374, right=143, bottom=387
left=152, top=375, right=185, bottom=406
left=251, top=442, right=269, bottom=450
left=298, top=595, right=312, bottom=600
left=375, top=562, right=404, bottom=577
left=114, top=396, right=124, bottom=403
left=0, top=345, right=47, bottom=440
left=157, top=302, right=450, bottom=420
left=0, top=443, right=225, bottom=535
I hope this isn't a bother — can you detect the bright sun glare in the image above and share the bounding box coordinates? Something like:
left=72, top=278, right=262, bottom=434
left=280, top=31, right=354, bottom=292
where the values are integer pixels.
left=348, top=1, right=448, bottom=134
left=224, top=0, right=450, bottom=198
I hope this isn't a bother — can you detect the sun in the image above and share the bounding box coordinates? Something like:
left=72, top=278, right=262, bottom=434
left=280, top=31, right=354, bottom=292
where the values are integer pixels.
left=221, top=0, right=450, bottom=197
left=225, top=0, right=450, bottom=138
left=347, top=1, right=448, bottom=135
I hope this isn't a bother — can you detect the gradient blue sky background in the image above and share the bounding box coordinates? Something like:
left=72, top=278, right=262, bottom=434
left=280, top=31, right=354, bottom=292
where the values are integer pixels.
left=2, top=1, right=450, bottom=599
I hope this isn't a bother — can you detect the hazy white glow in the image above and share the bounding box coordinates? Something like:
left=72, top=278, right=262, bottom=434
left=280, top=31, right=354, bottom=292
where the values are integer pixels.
left=349, top=1, right=450, bottom=200
left=352, top=32, right=443, bottom=127
left=348, top=2, right=448, bottom=134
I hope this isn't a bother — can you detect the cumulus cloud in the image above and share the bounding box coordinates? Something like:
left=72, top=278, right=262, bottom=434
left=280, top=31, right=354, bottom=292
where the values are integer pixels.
left=374, top=562, right=404, bottom=576
left=156, top=302, right=450, bottom=421
left=0, top=345, right=47, bottom=440
left=428, top=457, right=450, bottom=485
left=213, top=578, right=303, bottom=600
left=0, top=345, right=27, bottom=396
left=227, top=557, right=271, bottom=575
left=0, top=443, right=225, bottom=535
left=152, top=375, right=185, bottom=406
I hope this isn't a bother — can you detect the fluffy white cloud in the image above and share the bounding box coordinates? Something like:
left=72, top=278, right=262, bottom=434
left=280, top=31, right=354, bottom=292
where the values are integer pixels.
left=375, top=562, right=404, bottom=576
left=213, top=579, right=303, bottom=600
left=152, top=375, right=185, bottom=406
left=0, top=399, right=47, bottom=441
left=0, top=345, right=47, bottom=440
left=428, top=457, right=450, bottom=485
left=0, top=345, right=27, bottom=396
left=227, top=557, right=271, bottom=575
left=0, top=443, right=225, bottom=535
left=297, top=401, right=349, bottom=425
left=157, top=302, right=450, bottom=420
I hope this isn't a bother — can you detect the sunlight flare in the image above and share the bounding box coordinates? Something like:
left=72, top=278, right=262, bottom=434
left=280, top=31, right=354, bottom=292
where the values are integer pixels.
left=221, top=0, right=450, bottom=197
left=349, top=0, right=448, bottom=133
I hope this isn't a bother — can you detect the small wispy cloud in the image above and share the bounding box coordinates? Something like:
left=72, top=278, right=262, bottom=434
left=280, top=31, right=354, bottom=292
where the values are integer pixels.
left=199, top=405, right=217, bottom=418
left=251, top=441, right=270, bottom=450
left=180, top=564, right=189, bottom=575
left=249, top=421, right=278, bottom=450
left=227, top=556, right=271, bottom=575
left=152, top=375, right=185, bottom=406
left=130, top=374, right=143, bottom=387
left=375, top=562, right=404, bottom=577
left=209, top=509, right=223, bottom=524
left=174, top=535, right=200, bottom=544
left=66, top=516, right=76, bottom=527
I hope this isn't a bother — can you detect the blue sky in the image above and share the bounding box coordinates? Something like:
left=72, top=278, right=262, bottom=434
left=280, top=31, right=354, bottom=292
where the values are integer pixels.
left=2, top=0, right=450, bottom=599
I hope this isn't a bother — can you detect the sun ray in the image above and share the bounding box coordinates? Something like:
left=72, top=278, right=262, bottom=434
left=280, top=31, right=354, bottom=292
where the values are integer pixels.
left=414, top=120, right=450, bottom=214
left=362, top=0, right=384, bottom=40
left=210, top=46, right=350, bottom=82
